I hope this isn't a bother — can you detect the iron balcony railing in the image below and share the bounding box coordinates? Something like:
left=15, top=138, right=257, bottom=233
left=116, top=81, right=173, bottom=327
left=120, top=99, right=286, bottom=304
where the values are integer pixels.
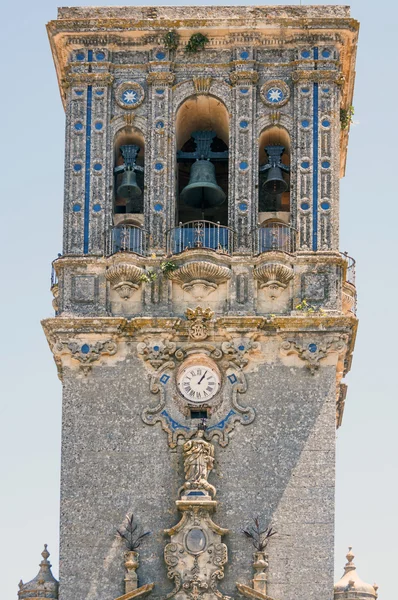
left=255, top=221, right=297, bottom=254
left=167, top=220, right=235, bottom=255
left=108, top=225, right=147, bottom=256
left=341, top=252, right=356, bottom=286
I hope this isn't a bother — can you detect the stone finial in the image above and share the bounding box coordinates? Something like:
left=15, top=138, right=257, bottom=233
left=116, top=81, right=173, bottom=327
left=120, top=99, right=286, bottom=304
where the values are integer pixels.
left=18, top=544, right=59, bottom=599
left=334, top=547, right=378, bottom=600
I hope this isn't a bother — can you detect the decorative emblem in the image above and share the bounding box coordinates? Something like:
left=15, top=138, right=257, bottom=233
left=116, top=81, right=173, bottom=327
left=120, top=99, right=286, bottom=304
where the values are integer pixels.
left=260, top=80, right=290, bottom=107
left=115, top=82, right=145, bottom=109
left=186, top=307, right=214, bottom=341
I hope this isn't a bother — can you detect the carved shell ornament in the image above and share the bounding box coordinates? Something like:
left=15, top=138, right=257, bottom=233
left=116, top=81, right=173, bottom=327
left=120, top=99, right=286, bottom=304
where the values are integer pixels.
left=253, top=262, right=293, bottom=292
left=105, top=263, right=144, bottom=299
left=167, top=261, right=231, bottom=300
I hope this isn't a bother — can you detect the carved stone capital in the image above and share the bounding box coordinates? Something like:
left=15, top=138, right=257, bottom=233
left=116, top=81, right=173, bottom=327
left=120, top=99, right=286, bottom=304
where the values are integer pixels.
left=291, top=70, right=344, bottom=85
left=230, top=70, right=258, bottom=86
left=63, top=72, right=114, bottom=89
left=146, top=71, right=175, bottom=87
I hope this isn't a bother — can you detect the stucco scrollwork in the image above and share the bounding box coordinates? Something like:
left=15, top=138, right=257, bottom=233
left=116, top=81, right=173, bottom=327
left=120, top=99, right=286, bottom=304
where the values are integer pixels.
left=280, top=335, right=348, bottom=374
left=54, top=339, right=117, bottom=375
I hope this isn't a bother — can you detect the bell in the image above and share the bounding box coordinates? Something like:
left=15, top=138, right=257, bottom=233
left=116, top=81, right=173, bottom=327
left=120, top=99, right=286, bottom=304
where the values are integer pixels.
left=180, top=160, right=225, bottom=209
left=117, top=169, right=142, bottom=200
left=262, top=166, right=288, bottom=195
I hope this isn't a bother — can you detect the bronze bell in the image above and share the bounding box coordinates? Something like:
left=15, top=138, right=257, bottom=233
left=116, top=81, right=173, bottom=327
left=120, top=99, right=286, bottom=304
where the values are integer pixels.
left=117, top=169, right=142, bottom=200
left=261, top=145, right=289, bottom=195
left=180, top=159, right=226, bottom=209
left=262, top=166, right=288, bottom=194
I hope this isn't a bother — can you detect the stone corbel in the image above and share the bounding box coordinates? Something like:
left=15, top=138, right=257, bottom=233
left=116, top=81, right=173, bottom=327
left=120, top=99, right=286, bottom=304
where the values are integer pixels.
left=167, top=261, right=231, bottom=300
left=106, top=264, right=145, bottom=300
left=281, top=335, right=348, bottom=375
left=253, top=263, right=293, bottom=300
left=53, top=340, right=117, bottom=376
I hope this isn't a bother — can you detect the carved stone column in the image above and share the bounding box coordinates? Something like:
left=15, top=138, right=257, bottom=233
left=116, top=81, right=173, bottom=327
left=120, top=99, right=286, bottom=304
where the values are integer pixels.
left=146, top=61, right=175, bottom=254
left=229, top=63, right=258, bottom=252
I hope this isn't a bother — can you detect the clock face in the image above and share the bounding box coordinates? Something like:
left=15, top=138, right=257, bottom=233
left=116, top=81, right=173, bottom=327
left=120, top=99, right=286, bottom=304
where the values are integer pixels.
left=178, top=364, right=221, bottom=403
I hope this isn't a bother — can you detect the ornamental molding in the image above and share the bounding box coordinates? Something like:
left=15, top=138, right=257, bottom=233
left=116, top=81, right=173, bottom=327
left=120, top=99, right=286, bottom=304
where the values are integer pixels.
left=192, top=76, right=212, bottom=95
left=53, top=339, right=117, bottom=376
left=230, top=70, right=258, bottom=86
left=167, top=262, right=231, bottom=301
left=280, top=334, right=348, bottom=374
left=291, top=70, right=345, bottom=85
left=106, top=263, right=144, bottom=299
left=139, top=337, right=258, bottom=448
left=64, top=72, right=114, bottom=89
left=146, top=71, right=175, bottom=86
left=336, top=382, right=347, bottom=429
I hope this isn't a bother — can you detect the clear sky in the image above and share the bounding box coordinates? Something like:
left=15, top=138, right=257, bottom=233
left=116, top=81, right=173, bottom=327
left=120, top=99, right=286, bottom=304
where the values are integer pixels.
left=0, top=0, right=396, bottom=598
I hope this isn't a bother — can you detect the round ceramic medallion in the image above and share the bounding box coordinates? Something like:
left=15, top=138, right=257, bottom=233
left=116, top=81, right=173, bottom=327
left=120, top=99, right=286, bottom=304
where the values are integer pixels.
left=260, top=80, right=290, bottom=108
left=115, top=82, right=145, bottom=109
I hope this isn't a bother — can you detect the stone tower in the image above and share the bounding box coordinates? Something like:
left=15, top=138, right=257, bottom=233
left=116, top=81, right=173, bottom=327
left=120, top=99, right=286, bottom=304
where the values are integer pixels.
left=23, top=5, right=375, bottom=600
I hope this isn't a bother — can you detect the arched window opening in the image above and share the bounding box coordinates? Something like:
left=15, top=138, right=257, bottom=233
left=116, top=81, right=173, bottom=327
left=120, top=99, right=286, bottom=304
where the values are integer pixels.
left=258, top=127, right=290, bottom=220
left=176, top=96, right=229, bottom=226
left=113, top=128, right=145, bottom=217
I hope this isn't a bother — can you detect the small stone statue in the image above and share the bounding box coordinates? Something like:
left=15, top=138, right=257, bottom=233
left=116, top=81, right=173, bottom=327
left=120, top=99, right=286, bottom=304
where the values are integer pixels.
left=180, top=429, right=216, bottom=497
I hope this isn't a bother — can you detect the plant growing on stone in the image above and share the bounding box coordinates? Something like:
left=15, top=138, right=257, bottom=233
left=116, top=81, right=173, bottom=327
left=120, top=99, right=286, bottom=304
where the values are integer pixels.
left=160, top=260, right=178, bottom=275
left=340, top=105, right=354, bottom=130
left=163, top=30, right=180, bottom=51
left=116, top=514, right=151, bottom=551
left=140, top=270, right=157, bottom=283
left=242, top=517, right=277, bottom=552
left=295, top=298, right=324, bottom=314
left=185, top=32, right=209, bottom=53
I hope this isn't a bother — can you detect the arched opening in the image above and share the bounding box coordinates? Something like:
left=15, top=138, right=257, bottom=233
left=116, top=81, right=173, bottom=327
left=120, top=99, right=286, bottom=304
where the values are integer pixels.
left=175, top=95, right=229, bottom=226
left=258, top=126, right=291, bottom=222
left=113, top=127, right=145, bottom=219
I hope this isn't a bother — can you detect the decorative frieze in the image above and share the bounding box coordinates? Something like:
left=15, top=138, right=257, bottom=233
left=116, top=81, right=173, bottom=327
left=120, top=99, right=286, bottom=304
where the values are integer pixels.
left=54, top=339, right=117, bottom=375
left=281, top=334, right=348, bottom=374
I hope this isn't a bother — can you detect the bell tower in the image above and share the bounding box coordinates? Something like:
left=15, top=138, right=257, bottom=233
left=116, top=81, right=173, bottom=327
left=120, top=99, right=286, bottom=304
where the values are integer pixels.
left=26, top=5, right=377, bottom=600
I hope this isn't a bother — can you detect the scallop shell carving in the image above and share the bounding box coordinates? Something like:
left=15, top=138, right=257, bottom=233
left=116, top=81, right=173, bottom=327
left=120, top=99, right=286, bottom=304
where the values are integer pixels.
left=105, top=263, right=144, bottom=299
left=168, top=261, right=231, bottom=285
left=253, top=263, right=293, bottom=288
left=168, top=261, right=231, bottom=300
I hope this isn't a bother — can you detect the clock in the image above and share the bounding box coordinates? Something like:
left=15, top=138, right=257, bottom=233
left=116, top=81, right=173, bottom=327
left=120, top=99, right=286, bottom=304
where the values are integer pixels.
left=177, top=358, right=221, bottom=403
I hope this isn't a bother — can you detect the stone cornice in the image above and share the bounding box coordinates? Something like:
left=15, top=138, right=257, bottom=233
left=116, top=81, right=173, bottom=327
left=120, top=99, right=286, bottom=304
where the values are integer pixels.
left=63, top=71, right=114, bottom=89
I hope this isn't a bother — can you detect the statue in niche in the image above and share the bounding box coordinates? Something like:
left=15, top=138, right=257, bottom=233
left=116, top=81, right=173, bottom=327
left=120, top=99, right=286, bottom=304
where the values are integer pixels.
left=181, top=428, right=216, bottom=497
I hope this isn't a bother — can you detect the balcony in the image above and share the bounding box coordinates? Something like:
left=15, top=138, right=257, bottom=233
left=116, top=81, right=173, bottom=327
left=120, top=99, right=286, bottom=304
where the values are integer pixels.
left=108, top=225, right=147, bottom=256
left=340, top=252, right=356, bottom=286
left=255, top=220, right=296, bottom=254
left=167, top=220, right=235, bottom=256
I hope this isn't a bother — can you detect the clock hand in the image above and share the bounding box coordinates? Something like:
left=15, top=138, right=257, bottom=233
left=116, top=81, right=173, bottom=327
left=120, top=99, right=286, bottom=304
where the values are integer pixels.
left=198, top=370, right=208, bottom=384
